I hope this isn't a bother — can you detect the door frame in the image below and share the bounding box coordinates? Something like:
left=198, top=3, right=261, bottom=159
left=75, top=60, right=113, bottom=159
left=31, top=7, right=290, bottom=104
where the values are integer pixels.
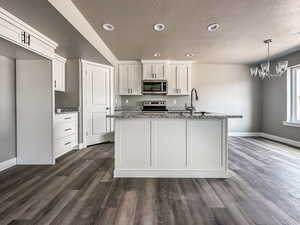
left=81, top=60, right=114, bottom=147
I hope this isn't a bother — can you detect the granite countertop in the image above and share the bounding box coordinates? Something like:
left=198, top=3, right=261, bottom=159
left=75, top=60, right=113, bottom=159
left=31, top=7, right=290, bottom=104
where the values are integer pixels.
left=107, top=111, right=242, bottom=119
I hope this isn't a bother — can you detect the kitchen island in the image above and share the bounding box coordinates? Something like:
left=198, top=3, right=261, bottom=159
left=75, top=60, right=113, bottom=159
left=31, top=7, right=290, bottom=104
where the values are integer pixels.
left=107, top=112, right=242, bottom=178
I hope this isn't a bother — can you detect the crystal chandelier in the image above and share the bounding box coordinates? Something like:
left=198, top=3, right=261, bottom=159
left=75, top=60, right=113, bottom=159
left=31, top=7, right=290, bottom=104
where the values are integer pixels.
left=250, top=39, right=288, bottom=79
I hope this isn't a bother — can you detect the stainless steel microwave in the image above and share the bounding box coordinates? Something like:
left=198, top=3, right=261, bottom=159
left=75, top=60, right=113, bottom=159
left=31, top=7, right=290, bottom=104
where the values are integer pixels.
left=142, top=80, right=167, bottom=95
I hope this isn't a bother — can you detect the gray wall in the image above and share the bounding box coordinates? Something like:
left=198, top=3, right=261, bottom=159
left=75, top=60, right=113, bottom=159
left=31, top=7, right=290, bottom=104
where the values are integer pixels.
left=0, top=55, right=16, bottom=163
left=261, top=51, right=300, bottom=142
left=121, top=63, right=262, bottom=132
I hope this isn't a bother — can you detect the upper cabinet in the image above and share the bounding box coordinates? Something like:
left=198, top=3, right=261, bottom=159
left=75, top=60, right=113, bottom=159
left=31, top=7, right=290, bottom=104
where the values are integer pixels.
left=53, top=54, right=66, bottom=92
left=168, top=62, right=192, bottom=96
left=142, top=60, right=167, bottom=80
left=118, top=61, right=142, bottom=95
left=0, top=7, right=58, bottom=59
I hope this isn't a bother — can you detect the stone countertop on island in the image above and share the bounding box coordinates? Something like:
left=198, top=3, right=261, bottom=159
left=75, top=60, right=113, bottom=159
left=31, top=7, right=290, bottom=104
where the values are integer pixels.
left=107, top=111, right=242, bottom=119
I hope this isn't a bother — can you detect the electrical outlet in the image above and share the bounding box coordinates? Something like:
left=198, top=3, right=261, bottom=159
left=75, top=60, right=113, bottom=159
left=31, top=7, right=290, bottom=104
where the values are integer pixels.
left=125, top=99, right=129, bottom=104
left=173, top=99, right=177, bottom=104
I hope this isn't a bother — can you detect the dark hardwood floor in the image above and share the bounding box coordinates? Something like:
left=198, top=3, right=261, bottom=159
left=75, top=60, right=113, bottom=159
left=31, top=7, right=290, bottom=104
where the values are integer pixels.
left=1, top=137, right=300, bottom=225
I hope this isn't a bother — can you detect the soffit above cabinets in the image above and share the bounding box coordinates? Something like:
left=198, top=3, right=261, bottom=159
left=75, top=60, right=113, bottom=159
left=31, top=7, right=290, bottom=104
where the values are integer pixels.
left=72, top=0, right=300, bottom=64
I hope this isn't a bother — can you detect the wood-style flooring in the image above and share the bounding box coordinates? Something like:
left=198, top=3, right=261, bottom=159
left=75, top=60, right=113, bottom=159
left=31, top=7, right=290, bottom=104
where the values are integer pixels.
left=1, top=137, right=300, bottom=225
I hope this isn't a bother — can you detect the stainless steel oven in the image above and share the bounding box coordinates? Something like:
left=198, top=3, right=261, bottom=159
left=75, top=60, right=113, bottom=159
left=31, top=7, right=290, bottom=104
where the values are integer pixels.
left=142, top=80, right=167, bottom=95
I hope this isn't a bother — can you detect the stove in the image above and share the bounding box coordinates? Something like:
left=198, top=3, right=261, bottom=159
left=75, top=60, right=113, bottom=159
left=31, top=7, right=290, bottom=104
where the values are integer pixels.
left=142, top=100, right=168, bottom=112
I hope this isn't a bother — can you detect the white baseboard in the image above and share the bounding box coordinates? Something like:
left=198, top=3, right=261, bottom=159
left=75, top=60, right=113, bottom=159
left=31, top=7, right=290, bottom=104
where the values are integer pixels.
left=114, top=169, right=228, bottom=178
left=0, top=158, right=17, bottom=172
left=73, top=143, right=87, bottom=150
left=260, top=133, right=300, bottom=148
left=229, top=132, right=300, bottom=148
left=229, top=132, right=261, bottom=137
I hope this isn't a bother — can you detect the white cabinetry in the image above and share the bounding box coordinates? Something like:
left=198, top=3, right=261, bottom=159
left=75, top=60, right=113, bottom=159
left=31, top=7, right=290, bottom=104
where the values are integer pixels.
left=118, top=61, right=142, bottom=95
left=53, top=54, right=66, bottom=92
left=142, top=61, right=167, bottom=80
left=152, top=120, right=186, bottom=169
left=54, top=113, right=78, bottom=158
left=0, top=7, right=57, bottom=59
left=187, top=120, right=224, bottom=170
left=114, top=118, right=227, bottom=178
left=116, top=119, right=151, bottom=169
left=168, top=63, right=191, bottom=95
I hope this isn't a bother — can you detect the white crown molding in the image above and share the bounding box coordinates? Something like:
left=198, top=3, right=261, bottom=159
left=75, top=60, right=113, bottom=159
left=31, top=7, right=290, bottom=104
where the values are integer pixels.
left=0, top=158, right=17, bottom=172
left=81, top=59, right=114, bottom=69
left=48, top=0, right=118, bottom=66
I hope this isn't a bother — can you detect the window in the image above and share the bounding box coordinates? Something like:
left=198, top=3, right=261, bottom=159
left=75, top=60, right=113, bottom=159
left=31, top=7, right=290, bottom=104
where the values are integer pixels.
left=286, top=65, right=300, bottom=125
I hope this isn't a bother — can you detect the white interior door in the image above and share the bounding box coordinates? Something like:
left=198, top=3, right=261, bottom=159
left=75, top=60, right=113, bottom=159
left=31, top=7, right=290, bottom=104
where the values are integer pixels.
left=85, top=64, right=110, bottom=145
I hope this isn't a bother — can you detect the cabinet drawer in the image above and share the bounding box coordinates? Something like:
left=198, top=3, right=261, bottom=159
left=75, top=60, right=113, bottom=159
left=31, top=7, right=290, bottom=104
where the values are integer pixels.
left=55, top=113, right=77, bottom=123
left=55, top=121, right=76, bottom=139
left=55, top=135, right=76, bottom=158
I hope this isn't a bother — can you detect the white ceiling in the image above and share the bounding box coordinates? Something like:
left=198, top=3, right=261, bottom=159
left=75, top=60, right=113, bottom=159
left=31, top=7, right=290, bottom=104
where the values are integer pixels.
left=71, top=0, right=300, bottom=64
left=0, top=0, right=110, bottom=64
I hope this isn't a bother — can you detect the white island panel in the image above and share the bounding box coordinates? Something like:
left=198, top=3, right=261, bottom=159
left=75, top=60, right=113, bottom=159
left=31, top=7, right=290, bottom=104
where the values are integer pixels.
left=116, top=119, right=151, bottom=169
left=187, top=120, right=225, bottom=170
left=152, top=119, right=186, bottom=169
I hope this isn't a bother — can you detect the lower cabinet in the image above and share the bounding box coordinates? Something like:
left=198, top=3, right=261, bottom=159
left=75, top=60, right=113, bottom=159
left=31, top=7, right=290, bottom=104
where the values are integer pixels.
left=115, top=118, right=227, bottom=177
left=54, top=112, right=78, bottom=158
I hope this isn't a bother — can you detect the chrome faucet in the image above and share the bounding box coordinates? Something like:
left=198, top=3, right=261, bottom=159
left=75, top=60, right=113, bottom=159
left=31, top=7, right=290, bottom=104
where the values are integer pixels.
left=185, top=88, right=199, bottom=114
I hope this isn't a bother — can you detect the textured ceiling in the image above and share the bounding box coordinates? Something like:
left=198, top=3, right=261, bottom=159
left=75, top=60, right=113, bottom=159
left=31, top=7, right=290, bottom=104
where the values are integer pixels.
left=0, top=0, right=110, bottom=64
left=72, top=0, right=300, bottom=64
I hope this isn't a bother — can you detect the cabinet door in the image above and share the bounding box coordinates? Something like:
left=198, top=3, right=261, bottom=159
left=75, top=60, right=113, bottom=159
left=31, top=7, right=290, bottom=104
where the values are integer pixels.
left=143, top=64, right=153, bottom=80
left=53, top=59, right=65, bottom=92
left=153, top=63, right=165, bottom=79
left=187, top=120, right=223, bottom=170
left=152, top=120, right=187, bottom=169
left=117, top=119, right=151, bottom=169
left=128, top=64, right=141, bottom=95
left=0, top=17, right=23, bottom=44
left=118, top=64, right=129, bottom=95
left=177, top=65, right=190, bottom=95
left=168, top=65, right=178, bottom=95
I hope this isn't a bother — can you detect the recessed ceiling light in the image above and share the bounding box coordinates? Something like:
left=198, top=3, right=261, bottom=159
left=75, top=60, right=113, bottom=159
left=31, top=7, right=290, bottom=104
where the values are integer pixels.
left=154, top=53, right=161, bottom=57
left=186, top=53, right=194, bottom=57
left=153, top=23, right=166, bottom=32
left=207, top=23, right=220, bottom=32
left=102, top=23, right=114, bottom=31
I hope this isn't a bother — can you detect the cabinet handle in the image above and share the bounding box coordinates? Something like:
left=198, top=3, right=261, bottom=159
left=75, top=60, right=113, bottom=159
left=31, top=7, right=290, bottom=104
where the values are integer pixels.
left=64, top=142, right=71, bottom=146
left=64, top=117, right=72, bottom=120
left=128, top=88, right=130, bottom=94
left=65, top=128, right=72, bottom=131
left=21, top=31, right=26, bottom=44
left=26, top=34, right=31, bottom=46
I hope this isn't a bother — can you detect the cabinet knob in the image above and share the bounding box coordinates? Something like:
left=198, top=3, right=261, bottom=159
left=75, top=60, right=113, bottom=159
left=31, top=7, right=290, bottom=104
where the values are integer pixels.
left=106, top=107, right=110, bottom=110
